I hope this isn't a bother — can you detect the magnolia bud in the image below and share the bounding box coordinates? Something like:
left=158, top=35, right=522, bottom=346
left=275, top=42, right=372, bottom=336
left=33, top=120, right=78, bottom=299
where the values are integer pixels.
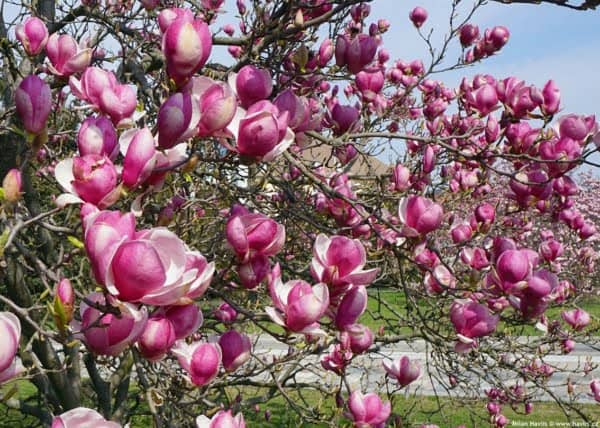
left=409, top=7, right=428, bottom=28
left=15, top=75, right=52, bottom=135
left=2, top=169, right=22, bottom=203
left=460, top=24, right=480, bottom=47
left=53, top=278, right=74, bottom=331
left=218, top=330, right=252, bottom=372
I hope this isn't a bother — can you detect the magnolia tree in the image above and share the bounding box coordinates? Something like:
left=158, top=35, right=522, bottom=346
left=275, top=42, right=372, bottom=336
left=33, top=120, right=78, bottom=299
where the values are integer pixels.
left=0, top=0, right=599, bottom=427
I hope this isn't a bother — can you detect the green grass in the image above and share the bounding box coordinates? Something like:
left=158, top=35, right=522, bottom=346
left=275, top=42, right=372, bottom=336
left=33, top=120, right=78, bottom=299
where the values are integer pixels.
left=240, top=388, right=600, bottom=427
left=361, top=290, right=600, bottom=337
left=2, top=381, right=599, bottom=427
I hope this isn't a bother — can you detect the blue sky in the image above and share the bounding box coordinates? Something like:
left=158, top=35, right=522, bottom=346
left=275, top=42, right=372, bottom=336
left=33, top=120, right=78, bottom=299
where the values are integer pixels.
left=370, top=0, right=600, bottom=119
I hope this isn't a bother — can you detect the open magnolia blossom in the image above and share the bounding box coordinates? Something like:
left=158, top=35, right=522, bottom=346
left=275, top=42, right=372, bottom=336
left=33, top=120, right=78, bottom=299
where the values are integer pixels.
left=172, top=340, right=221, bottom=387
left=224, top=100, right=295, bottom=163
left=265, top=264, right=330, bottom=335
left=46, top=33, right=92, bottom=77
left=311, top=234, right=378, bottom=288
left=196, top=409, right=246, bottom=428
left=82, top=206, right=214, bottom=306
left=450, top=299, right=499, bottom=350
left=347, top=390, right=391, bottom=428
left=54, top=154, right=120, bottom=208
left=398, top=195, right=444, bottom=237
left=310, top=234, right=378, bottom=305
left=383, top=356, right=421, bottom=388
left=75, top=292, right=148, bottom=356
left=51, top=407, right=121, bottom=428
left=0, top=312, right=23, bottom=384
left=69, top=67, right=137, bottom=126
left=225, top=208, right=286, bottom=262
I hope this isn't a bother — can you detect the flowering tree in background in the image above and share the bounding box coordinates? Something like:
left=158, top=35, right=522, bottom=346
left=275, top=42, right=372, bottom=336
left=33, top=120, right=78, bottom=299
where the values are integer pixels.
left=0, top=0, right=598, bottom=427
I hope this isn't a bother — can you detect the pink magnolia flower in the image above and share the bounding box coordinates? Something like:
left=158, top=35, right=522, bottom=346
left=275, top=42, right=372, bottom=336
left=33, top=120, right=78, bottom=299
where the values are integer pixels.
left=82, top=207, right=214, bottom=305
left=541, top=80, right=560, bottom=115
left=451, top=223, right=473, bottom=244
left=335, top=34, right=378, bottom=74
left=226, top=100, right=295, bottom=162
left=266, top=264, right=329, bottom=334
left=310, top=234, right=378, bottom=303
left=459, top=24, right=479, bottom=47
left=200, top=0, right=225, bottom=11
left=460, top=247, right=490, bottom=270
left=561, top=308, right=591, bottom=331
left=103, top=227, right=214, bottom=305
left=484, top=26, right=510, bottom=52
left=383, top=356, right=421, bottom=387
left=213, top=302, right=237, bottom=323
left=0, top=312, right=23, bottom=384
left=335, top=285, right=368, bottom=330
left=82, top=206, right=136, bottom=284
left=196, top=410, right=246, bottom=428
left=496, top=77, right=538, bottom=119
left=424, top=265, right=456, bottom=294
left=237, top=254, right=270, bottom=289
left=474, top=203, right=495, bottom=228
left=2, top=169, right=22, bottom=203
left=390, top=163, right=411, bottom=192
left=46, top=33, right=92, bottom=77
left=14, top=75, right=51, bottom=135
left=16, top=17, right=49, bottom=56
left=540, top=239, right=564, bottom=262
left=119, top=128, right=157, bottom=188
left=398, top=195, right=444, bottom=237
left=356, top=71, right=384, bottom=102
left=77, top=292, right=148, bottom=356
left=184, top=77, right=237, bottom=137
left=590, top=380, right=600, bottom=402
left=318, top=38, right=334, bottom=67
left=218, top=330, right=252, bottom=372
left=344, top=323, right=374, bottom=354
left=161, top=304, right=203, bottom=339
left=347, top=391, right=391, bottom=428
left=557, top=114, right=596, bottom=141
left=54, top=154, right=120, bottom=208
left=158, top=8, right=194, bottom=33
left=321, top=344, right=353, bottom=374
left=172, top=341, right=221, bottom=386
left=51, top=407, right=120, bottom=428
left=145, top=143, right=189, bottom=189
left=330, top=104, right=360, bottom=135
left=225, top=209, right=285, bottom=262
left=137, top=313, right=176, bottom=361
left=409, top=6, right=428, bottom=28
left=495, top=249, right=531, bottom=289
left=465, top=83, right=498, bottom=116
left=273, top=89, right=319, bottom=133
left=229, top=65, right=273, bottom=109
left=162, top=16, right=212, bottom=86
left=450, top=299, right=499, bottom=344
left=69, top=67, right=137, bottom=126
left=77, top=116, right=118, bottom=160
left=157, top=91, right=200, bottom=149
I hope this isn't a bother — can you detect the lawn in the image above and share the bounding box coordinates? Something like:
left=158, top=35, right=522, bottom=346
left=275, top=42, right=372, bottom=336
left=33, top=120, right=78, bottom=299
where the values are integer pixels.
left=2, top=381, right=598, bottom=427
left=362, top=289, right=600, bottom=337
